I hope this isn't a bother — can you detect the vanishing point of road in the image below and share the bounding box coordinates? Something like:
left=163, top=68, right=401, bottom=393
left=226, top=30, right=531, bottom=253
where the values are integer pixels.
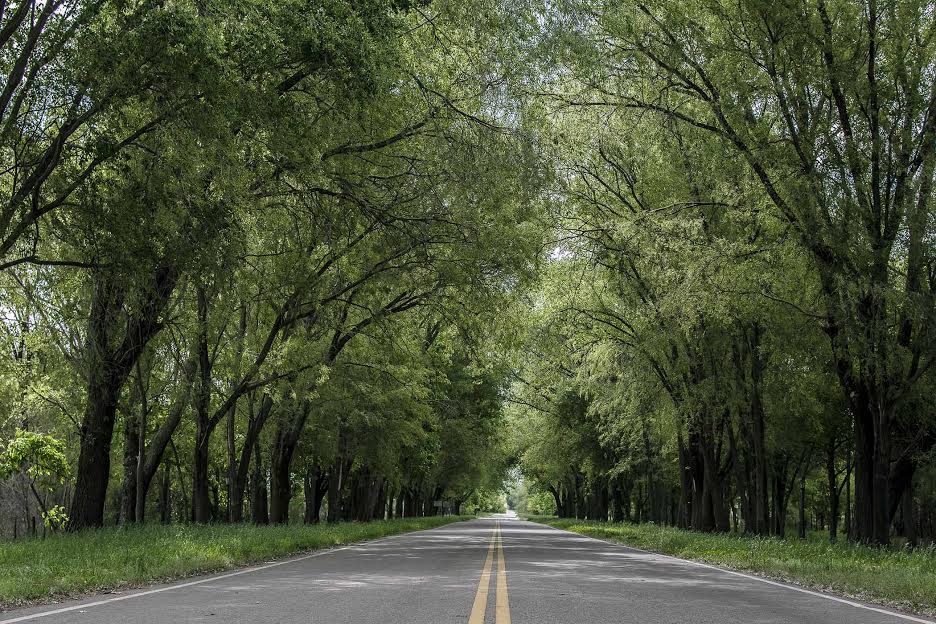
left=2, top=516, right=932, bottom=624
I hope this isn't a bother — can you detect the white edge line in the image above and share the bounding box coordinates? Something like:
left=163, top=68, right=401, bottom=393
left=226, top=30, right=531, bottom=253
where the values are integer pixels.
left=0, top=521, right=468, bottom=624
left=531, top=520, right=936, bottom=624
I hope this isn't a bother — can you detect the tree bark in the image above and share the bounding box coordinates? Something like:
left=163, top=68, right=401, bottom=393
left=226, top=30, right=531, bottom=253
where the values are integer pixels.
left=158, top=463, right=171, bottom=523
left=303, top=466, right=328, bottom=524
left=826, top=440, right=840, bottom=542
left=119, top=408, right=140, bottom=524
left=395, top=489, right=405, bottom=518
left=133, top=360, right=148, bottom=522
left=676, top=434, right=693, bottom=529
left=268, top=440, right=293, bottom=524
left=747, top=323, right=769, bottom=535
left=135, top=358, right=196, bottom=522
left=226, top=303, right=247, bottom=522
left=327, top=456, right=353, bottom=522
left=251, top=439, right=268, bottom=525
left=268, top=401, right=312, bottom=524
left=901, top=481, right=917, bottom=546
left=798, top=469, right=807, bottom=539
left=69, top=265, right=179, bottom=530
left=833, top=297, right=891, bottom=545
left=231, top=394, right=273, bottom=523
left=770, top=459, right=790, bottom=538
left=845, top=446, right=852, bottom=540
left=69, top=391, right=123, bottom=530
left=192, top=286, right=213, bottom=523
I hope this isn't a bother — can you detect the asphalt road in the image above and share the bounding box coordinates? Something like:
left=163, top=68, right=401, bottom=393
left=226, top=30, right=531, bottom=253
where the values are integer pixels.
left=2, top=516, right=932, bottom=624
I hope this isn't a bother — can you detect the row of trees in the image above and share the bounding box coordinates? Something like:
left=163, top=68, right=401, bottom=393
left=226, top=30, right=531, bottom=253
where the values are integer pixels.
left=5, top=0, right=936, bottom=547
left=512, top=0, right=936, bottom=545
left=0, top=0, right=540, bottom=535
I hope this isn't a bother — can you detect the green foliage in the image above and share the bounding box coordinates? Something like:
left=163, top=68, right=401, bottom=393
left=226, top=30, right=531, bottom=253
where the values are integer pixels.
left=1, top=0, right=934, bottom=587
left=464, top=489, right=507, bottom=515
left=40, top=506, right=69, bottom=532
left=508, top=0, right=936, bottom=548
left=0, top=0, right=546, bottom=533
left=0, top=430, right=70, bottom=492
left=527, top=491, right=557, bottom=516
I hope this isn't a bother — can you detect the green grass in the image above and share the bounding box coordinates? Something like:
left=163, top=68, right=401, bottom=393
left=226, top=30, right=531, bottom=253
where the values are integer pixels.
left=531, top=517, right=936, bottom=616
left=0, top=516, right=470, bottom=609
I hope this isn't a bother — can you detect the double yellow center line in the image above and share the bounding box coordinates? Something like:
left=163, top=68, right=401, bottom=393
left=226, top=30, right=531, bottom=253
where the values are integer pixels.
left=468, top=521, right=511, bottom=624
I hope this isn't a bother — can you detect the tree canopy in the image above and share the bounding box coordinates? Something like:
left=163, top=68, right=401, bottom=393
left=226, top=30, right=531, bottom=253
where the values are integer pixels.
left=1, top=0, right=936, bottom=547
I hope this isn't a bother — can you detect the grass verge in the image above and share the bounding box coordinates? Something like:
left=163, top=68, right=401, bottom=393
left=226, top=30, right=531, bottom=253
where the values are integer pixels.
left=0, top=516, right=470, bottom=610
left=532, top=517, right=936, bottom=617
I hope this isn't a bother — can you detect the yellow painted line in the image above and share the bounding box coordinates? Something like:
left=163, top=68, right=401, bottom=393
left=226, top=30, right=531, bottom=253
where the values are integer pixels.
left=495, top=521, right=511, bottom=624
left=468, top=523, right=497, bottom=624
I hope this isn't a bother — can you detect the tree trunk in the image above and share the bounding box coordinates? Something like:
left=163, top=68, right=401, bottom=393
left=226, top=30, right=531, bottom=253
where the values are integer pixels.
left=749, top=324, right=769, bottom=535
left=230, top=395, right=274, bottom=523
left=394, top=490, right=404, bottom=518
left=849, top=394, right=893, bottom=546
left=303, top=466, right=327, bottom=524
left=70, top=367, right=123, bottom=530
left=837, top=333, right=891, bottom=546
left=226, top=402, right=236, bottom=522
left=871, top=404, right=892, bottom=545
left=68, top=265, right=180, bottom=531
left=700, top=421, right=729, bottom=532
left=327, top=457, right=353, bottom=522
left=845, top=450, right=852, bottom=541
left=211, top=466, right=222, bottom=519
left=268, top=441, right=293, bottom=525
left=357, top=475, right=382, bottom=521
left=251, top=440, right=268, bottom=525
left=225, top=304, right=247, bottom=522
left=771, top=465, right=789, bottom=538
left=119, top=409, right=140, bottom=524
left=610, top=482, right=624, bottom=523
left=192, top=435, right=212, bottom=523
left=902, top=480, right=917, bottom=547
left=374, top=480, right=387, bottom=521
left=134, top=362, right=148, bottom=523
left=135, top=356, right=196, bottom=522
left=192, top=286, right=213, bottom=524
left=159, top=463, right=171, bottom=523
left=268, top=398, right=314, bottom=524
left=403, top=488, right=415, bottom=518
left=676, top=434, right=693, bottom=529
left=826, top=440, right=840, bottom=543
left=798, top=470, right=807, bottom=539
